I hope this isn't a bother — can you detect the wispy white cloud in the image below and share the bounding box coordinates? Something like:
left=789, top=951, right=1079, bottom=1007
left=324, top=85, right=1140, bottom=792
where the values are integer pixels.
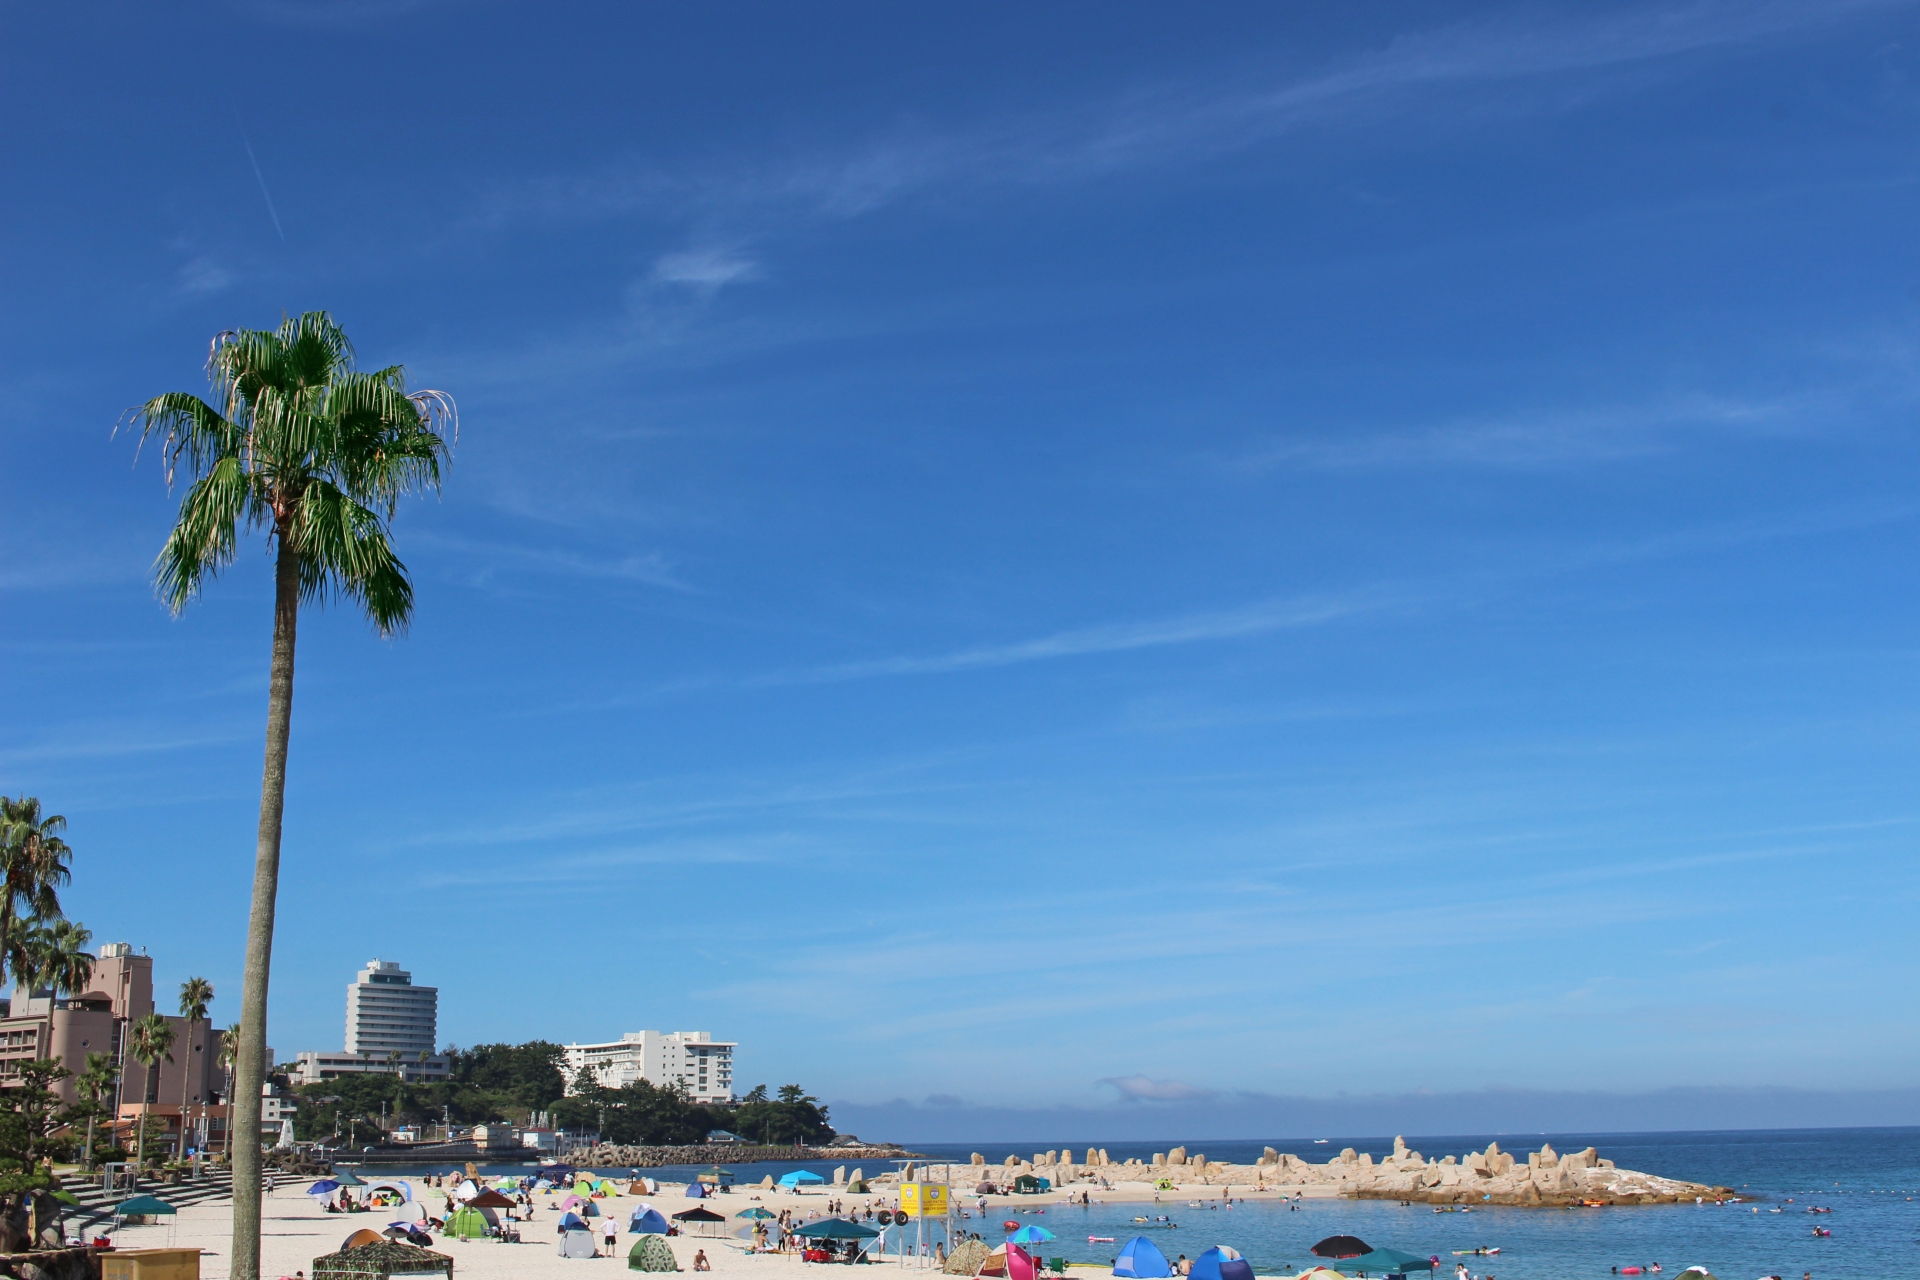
left=1226, top=391, right=1811, bottom=472
left=1100, top=1075, right=1218, bottom=1102
left=651, top=248, right=759, bottom=290
left=756, top=590, right=1403, bottom=686
left=416, top=532, right=693, bottom=592
left=177, top=257, right=233, bottom=296
left=476, top=0, right=1907, bottom=231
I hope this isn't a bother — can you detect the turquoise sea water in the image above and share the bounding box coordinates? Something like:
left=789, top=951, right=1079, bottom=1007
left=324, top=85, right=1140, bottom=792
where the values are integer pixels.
left=349, top=1128, right=1917, bottom=1279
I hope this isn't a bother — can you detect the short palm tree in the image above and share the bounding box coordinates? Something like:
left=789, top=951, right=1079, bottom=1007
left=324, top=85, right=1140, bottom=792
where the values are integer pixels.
left=128, top=312, right=453, bottom=1279
left=178, top=978, right=214, bottom=1156
left=0, top=798, right=72, bottom=990
left=128, top=1013, right=176, bottom=1169
left=76, top=1051, right=119, bottom=1167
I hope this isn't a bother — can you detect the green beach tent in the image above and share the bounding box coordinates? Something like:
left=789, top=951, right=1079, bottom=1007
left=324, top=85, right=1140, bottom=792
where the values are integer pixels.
left=445, top=1206, right=490, bottom=1240
left=628, top=1235, right=679, bottom=1272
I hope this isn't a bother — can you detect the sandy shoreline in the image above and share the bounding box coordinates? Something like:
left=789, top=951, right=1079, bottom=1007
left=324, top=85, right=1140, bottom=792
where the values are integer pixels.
left=102, top=1174, right=1338, bottom=1280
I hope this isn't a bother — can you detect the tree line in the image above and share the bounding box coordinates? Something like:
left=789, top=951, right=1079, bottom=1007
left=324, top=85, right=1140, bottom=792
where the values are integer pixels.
left=291, top=1040, right=833, bottom=1146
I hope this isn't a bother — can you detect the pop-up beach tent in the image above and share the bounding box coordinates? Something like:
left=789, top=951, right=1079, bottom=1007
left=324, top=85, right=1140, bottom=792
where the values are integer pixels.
left=366, top=1181, right=413, bottom=1203
left=629, top=1207, right=670, bottom=1235
left=559, top=1228, right=597, bottom=1259
left=628, top=1235, right=678, bottom=1271
left=1113, top=1237, right=1173, bottom=1278
left=778, top=1170, right=826, bottom=1189
left=444, top=1207, right=490, bottom=1240
left=685, top=1181, right=708, bottom=1198
left=1189, top=1246, right=1253, bottom=1280
left=944, top=1238, right=992, bottom=1276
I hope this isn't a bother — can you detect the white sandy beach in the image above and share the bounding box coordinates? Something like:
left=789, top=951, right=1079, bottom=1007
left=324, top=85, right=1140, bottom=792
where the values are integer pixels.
left=102, top=1174, right=1341, bottom=1280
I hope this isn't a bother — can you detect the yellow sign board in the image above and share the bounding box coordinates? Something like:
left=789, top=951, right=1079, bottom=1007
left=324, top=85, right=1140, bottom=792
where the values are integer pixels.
left=898, top=1182, right=948, bottom=1218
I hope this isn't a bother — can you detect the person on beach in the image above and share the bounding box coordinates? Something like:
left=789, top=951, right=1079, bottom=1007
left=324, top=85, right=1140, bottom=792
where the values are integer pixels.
left=602, top=1214, right=618, bottom=1256
left=693, top=1251, right=710, bottom=1271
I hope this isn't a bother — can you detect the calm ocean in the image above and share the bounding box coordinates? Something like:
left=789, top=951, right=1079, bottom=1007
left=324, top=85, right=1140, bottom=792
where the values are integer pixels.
left=363, top=1127, right=1918, bottom=1279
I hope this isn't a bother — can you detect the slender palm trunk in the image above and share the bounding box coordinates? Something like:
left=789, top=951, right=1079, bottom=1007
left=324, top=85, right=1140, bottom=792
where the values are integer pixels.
left=181, top=1032, right=194, bottom=1160
left=232, top=535, right=300, bottom=1280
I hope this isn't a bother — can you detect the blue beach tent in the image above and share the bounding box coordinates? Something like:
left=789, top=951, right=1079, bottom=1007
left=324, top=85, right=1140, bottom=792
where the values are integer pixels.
left=778, top=1170, right=826, bottom=1188
left=1113, top=1237, right=1172, bottom=1279
left=630, top=1208, right=670, bottom=1235
left=558, top=1212, right=587, bottom=1233
left=1190, top=1247, right=1254, bottom=1280
left=685, top=1182, right=708, bottom=1198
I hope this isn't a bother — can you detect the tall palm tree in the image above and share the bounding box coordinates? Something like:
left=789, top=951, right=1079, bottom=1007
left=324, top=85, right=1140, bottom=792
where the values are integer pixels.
left=76, top=1051, right=119, bottom=1168
left=127, top=312, right=454, bottom=1280
left=218, top=1023, right=242, bottom=1157
left=128, top=1013, right=176, bottom=1171
left=0, top=798, right=72, bottom=990
left=178, top=978, right=214, bottom=1157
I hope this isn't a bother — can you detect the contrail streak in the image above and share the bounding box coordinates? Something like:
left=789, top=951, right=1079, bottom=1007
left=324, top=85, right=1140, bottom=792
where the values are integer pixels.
left=241, top=134, right=286, bottom=242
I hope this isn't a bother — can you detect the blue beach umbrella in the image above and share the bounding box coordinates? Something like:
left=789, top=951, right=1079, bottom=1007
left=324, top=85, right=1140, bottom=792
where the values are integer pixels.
left=308, top=1180, right=341, bottom=1197
left=1008, top=1226, right=1056, bottom=1244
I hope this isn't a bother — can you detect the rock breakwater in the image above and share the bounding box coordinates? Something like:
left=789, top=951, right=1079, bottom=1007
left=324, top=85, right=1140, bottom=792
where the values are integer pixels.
left=958, top=1138, right=1733, bottom=1207
left=573, top=1143, right=918, bottom=1168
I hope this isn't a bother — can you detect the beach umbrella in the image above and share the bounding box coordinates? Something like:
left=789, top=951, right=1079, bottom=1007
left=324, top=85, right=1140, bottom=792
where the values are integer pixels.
left=736, top=1207, right=776, bottom=1219
left=334, top=1172, right=368, bottom=1187
left=467, top=1190, right=516, bottom=1209
left=1334, top=1249, right=1432, bottom=1275
left=308, top=1180, right=342, bottom=1197
left=1007, top=1225, right=1056, bottom=1244
left=1312, top=1237, right=1371, bottom=1260
left=115, top=1195, right=177, bottom=1217
left=794, top=1218, right=880, bottom=1240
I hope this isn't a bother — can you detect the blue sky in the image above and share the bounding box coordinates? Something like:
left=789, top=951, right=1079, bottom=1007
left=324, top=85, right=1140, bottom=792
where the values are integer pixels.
left=4, top=0, right=1919, bottom=1138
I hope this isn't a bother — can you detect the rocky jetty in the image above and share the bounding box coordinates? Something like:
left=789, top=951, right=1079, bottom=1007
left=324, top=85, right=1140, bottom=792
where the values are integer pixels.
left=957, top=1139, right=1732, bottom=1207
left=572, top=1142, right=917, bottom=1168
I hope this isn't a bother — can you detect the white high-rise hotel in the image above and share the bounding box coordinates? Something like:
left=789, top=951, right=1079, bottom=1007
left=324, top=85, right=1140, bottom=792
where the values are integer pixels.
left=562, top=1031, right=735, bottom=1103
left=294, top=959, right=449, bottom=1084
left=346, top=959, right=438, bottom=1057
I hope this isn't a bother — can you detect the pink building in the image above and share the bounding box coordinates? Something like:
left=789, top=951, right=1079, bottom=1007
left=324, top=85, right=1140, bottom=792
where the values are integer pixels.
left=0, top=943, right=229, bottom=1155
